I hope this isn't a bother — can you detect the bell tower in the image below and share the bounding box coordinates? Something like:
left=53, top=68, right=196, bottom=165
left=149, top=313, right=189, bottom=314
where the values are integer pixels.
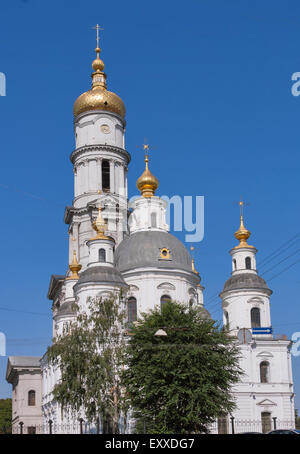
left=65, top=26, right=130, bottom=271
left=220, top=203, right=272, bottom=337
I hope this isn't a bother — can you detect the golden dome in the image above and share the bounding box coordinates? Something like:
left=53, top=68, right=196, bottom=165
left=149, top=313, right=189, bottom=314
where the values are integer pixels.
left=90, top=206, right=113, bottom=241
left=234, top=215, right=254, bottom=249
left=136, top=154, right=159, bottom=198
left=73, top=43, right=125, bottom=119
left=66, top=250, right=82, bottom=280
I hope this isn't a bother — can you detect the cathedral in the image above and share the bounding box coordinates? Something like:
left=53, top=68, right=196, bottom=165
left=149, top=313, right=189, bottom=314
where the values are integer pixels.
left=6, top=33, right=296, bottom=434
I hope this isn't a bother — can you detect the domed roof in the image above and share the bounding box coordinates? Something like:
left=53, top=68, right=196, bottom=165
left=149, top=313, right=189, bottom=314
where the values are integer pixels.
left=115, top=231, right=197, bottom=275
left=221, top=273, right=272, bottom=295
left=55, top=301, right=76, bottom=318
left=136, top=153, right=159, bottom=198
left=74, top=87, right=125, bottom=119
left=197, top=306, right=212, bottom=320
left=74, top=265, right=127, bottom=288
left=73, top=42, right=125, bottom=119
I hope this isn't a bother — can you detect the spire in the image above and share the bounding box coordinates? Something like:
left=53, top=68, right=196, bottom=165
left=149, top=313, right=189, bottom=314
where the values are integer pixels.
left=66, top=250, right=82, bottom=280
left=190, top=246, right=200, bottom=275
left=91, top=24, right=107, bottom=89
left=91, top=206, right=110, bottom=240
left=234, top=201, right=254, bottom=249
left=136, top=143, right=159, bottom=198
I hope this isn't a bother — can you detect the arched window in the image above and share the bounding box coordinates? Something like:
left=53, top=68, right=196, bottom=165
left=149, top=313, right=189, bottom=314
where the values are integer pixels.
left=251, top=307, right=261, bottom=328
left=260, top=361, right=270, bottom=383
left=99, top=248, right=106, bottom=263
left=160, top=295, right=171, bottom=311
left=245, top=257, right=251, bottom=270
left=127, top=297, right=137, bottom=325
left=224, top=311, right=229, bottom=328
left=233, top=259, right=237, bottom=270
left=151, top=212, right=157, bottom=228
left=102, top=160, right=110, bottom=191
left=189, top=299, right=194, bottom=308
left=28, top=390, right=36, bottom=406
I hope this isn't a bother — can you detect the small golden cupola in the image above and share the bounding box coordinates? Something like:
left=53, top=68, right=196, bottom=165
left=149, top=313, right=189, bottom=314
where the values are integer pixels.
left=136, top=146, right=159, bottom=198
left=66, top=250, right=82, bottom=280
left=73, top=25, right=125, bottom=119
left=234, top=201, right=254, bottom=249
left=90, top=206, right=112, bottom=241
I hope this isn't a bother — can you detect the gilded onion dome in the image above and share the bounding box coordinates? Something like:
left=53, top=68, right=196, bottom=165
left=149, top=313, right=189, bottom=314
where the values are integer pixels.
left=66, top=250, right=82, bottom=280
left=136, top=154, right=159, bottom=198
left=234, top=215, right=254, bottom=249
left=73, top=39, right=125, bottom=119
left=90, top=206, right=112, bottom=241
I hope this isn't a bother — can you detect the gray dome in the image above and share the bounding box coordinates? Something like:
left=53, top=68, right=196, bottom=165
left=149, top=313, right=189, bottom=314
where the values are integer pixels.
left=55, top=301, right=76, bottom=318
left=75, top=265, right=127, bottom=288
left=198, top=306, right=212, bottom=320
left=221, top=273, right=272, bottom=295
left=115, top=231, right=195, bottom=274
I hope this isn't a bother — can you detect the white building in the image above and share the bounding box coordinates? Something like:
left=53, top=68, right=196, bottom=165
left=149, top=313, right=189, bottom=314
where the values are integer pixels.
left=6, top=36, right=295, bottom=434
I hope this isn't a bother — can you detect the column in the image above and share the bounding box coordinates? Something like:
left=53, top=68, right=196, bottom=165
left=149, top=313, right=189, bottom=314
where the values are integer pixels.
left=110, top=160, right=115, bottom=193
left=97, top=158, right=102, bottom=191
left=119, top=164, right=125, bottom=196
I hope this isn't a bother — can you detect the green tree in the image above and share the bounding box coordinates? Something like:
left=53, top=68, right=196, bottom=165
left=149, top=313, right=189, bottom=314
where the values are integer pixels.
left=0, top=398, right=12, bottom=434
left=47, top=291, right=129, bottom=432
left=123, top=301, right=243, bottom=434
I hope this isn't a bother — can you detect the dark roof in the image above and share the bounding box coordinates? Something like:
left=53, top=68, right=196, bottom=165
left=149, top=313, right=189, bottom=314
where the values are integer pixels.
left=115, top=231, right=195, bottom=274
left=74, top=265, right=127, bottom=288
left=6, top=356, right=41, bottom=383
left=221, top=273, right=272, bottom=295
left=55, top=301, right=77, bottom=318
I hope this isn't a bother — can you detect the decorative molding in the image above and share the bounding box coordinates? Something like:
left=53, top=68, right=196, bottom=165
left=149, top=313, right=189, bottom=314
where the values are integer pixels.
left=257, top=399, right=277, bottom=407
left=256, top=351, right=274, bottom=358
left=247, top=297, right=264, bottom=305
left=70, top=144, right=131, bottom=165
left=157, top=282, right=176, bottom=290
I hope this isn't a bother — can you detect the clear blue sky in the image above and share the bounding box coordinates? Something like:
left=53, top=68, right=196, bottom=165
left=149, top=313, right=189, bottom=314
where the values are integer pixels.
left=1, top=0, right=300, bottom=412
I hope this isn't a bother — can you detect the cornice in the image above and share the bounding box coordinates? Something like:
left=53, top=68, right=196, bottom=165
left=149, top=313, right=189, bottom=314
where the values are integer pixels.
left=70, top=144, right=131, bottom=165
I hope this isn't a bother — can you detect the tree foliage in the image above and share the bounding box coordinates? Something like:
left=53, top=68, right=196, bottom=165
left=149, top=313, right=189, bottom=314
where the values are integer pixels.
left=47, top=291, right=128, bottom=432
left=0, top=398, right=12, bottom=434
left=122, top=301, right=243, bottom=434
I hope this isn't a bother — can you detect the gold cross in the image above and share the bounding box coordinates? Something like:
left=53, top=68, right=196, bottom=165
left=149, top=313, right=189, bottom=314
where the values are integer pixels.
left=234, top=197, right=250, bottom=218
left=92, top=24, right=104, bottom=49
left=136, top=138, right=150, bottom=157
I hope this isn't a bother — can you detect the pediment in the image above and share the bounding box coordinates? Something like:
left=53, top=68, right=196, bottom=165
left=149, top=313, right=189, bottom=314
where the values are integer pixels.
left=256, top=351, right=274, bottom=358
left=129, top=285, right=139, bottom=292
left=257, top=399, right=277, bottom=407
left=157, top=282, right=176, bottom=290
left=247, top=297, right=264, bottom=305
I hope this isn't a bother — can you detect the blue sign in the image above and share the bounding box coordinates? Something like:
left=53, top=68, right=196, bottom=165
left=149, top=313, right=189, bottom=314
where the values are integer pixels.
left=252, top=327, right=273, bottom=335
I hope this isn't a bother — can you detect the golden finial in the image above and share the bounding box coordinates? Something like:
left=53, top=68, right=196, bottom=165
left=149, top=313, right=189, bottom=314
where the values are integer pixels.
left=190, top=246, right=199, bottom=275
left=66, top=250, right=82, bottom=280
left=136, top=142, right=159, bottom=198
left=234, top=200, right=254, bottom=248
left=91, top=206, right=110, bottom=240
left=91, top=24, right=106, bottom=86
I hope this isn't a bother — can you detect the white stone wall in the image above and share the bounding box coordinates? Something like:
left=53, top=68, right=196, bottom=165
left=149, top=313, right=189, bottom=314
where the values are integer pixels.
left=222, top=290, right=272, bottom=336
left=122, top=268, right=203, bottom=316
left=74, top=112, right=125, bottom=150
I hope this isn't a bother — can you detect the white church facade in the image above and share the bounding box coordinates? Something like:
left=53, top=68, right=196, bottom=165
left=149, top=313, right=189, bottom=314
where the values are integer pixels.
left=6, top=34, right=295, bottom=434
